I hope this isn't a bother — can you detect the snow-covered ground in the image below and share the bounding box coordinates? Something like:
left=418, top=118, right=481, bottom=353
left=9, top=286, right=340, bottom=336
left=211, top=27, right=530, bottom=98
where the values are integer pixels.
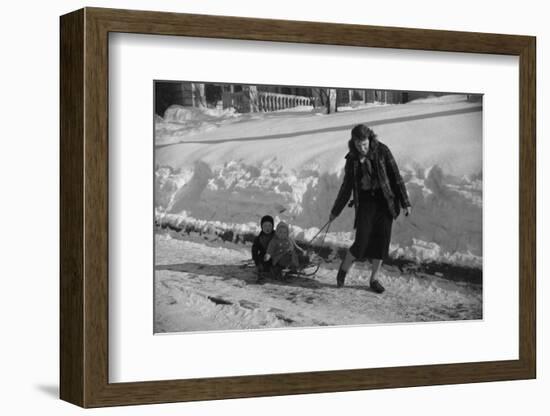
left=154, top=233, right=482, bottom=333
left=154, top=95, right=483, bottom=333
left=155, top=106, right=243, bottom=146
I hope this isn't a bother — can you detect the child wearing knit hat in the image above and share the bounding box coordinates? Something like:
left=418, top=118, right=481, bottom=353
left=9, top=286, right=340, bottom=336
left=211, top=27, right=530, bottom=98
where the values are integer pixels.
left=251, top=215, right=275, bottom=280
left=264, top=222, right=307, bottom=279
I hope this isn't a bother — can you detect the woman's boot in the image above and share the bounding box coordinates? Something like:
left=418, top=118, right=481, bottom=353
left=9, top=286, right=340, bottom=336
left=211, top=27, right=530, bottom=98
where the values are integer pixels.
left=336, top=250, right=354, bottom=288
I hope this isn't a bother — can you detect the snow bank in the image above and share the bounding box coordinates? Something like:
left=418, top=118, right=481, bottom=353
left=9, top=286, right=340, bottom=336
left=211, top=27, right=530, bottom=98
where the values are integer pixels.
left=154, top=100, right=482, bottom=268
left=273, top=105, right=315, bottom=113
left=155, top=105, right=242, bottom=145
left=337, top=102, right=392, bottom=112
left=408, top=94, right=471, bottom=104
left=163, top=105, right=240, bottom=123
left=155, top=158, right=482, bottom=267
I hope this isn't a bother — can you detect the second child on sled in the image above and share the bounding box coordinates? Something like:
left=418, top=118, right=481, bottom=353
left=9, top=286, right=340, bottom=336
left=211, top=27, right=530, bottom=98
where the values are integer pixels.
left=264, top=222, right=309, bottom=280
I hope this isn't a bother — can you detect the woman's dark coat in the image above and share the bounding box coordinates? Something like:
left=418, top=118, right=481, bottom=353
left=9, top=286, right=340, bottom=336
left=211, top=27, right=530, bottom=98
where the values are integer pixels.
left=331, top=138, right=411, bottom=225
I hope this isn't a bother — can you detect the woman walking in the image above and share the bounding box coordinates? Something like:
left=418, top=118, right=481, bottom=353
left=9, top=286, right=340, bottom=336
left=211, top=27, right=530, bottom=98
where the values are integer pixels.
left=329, top=124, right=411, bottom=293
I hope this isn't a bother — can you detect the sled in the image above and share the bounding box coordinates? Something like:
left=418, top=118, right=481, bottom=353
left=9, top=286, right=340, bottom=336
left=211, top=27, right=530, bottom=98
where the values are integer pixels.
left=267, top=255, right=318, bottom=280
left=245, top=220, right=332, bottom=282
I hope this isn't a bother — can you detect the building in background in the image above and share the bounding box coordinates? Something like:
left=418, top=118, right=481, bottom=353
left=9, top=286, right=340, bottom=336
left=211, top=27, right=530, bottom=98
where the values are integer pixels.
left=155, top=81, right=480, bottom=116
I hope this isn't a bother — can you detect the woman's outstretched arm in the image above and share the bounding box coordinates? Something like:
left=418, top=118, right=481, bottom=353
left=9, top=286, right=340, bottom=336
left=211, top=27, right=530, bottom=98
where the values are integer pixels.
left=330, top=159, right=354, bottom=219
left=384, top=147, right=411, bottom=209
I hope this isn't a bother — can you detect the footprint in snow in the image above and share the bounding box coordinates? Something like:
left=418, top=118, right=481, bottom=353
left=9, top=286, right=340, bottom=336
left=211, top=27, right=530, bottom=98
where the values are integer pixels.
left=275, top=314, right=295, bottom=325
left=304, top=296, right=316, bottom=304
left=239, top=300, right=260, bottom=310
left=208, top=296, right=233, bottom=306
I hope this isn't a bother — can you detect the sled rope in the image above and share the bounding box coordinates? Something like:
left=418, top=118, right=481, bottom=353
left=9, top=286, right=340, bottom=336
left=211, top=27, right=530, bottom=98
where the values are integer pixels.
left=305, top=220, right=332, bottom=246
left=300, top=220, right=332, bottom=277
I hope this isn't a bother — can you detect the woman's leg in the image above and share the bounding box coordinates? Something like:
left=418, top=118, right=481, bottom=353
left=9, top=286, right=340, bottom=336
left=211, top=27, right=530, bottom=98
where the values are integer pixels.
left=336, top=249, right=355, bottom=287
left=368, top=258, right=385, bottom=293
left=341, top=249, right=355, bottom=272
left=369, top=258, right=382, bottom=283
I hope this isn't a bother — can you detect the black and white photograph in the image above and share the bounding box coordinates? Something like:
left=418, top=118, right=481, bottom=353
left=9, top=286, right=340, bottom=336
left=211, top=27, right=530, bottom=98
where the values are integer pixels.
left=4, top=0, right=546, bottom=413
left=153, top=81, right=483, bottom=333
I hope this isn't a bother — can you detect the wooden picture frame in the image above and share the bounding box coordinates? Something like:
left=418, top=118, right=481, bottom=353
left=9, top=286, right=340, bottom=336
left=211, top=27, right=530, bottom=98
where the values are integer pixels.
left=60, top=7, right=536, bottom=408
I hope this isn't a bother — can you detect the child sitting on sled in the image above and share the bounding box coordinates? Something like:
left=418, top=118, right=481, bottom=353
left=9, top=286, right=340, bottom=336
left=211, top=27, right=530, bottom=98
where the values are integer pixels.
left=264, top=222, right=308, bottom=279
left=251, top=215, right=275, bottom=278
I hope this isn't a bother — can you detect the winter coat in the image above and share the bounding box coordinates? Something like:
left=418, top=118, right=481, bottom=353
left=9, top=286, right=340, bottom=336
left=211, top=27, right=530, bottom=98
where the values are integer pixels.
left=251, top=232, right=274, bottom=265
left=331, top=138, right=411, bottom=225
left=266, top=234, right=301, bottom=267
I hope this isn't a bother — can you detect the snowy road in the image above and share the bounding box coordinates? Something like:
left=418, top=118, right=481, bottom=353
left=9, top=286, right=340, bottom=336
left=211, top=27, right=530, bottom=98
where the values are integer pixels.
left=154, top=233, right=482, bottom=334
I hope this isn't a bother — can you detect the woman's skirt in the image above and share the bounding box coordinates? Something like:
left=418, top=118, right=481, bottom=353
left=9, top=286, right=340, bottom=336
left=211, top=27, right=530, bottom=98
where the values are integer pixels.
left=349, top=189, right=393, bottom=261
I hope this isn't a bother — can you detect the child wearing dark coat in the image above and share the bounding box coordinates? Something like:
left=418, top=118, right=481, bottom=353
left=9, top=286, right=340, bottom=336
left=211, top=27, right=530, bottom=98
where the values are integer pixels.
left=251, top=215, right=275, bottom=279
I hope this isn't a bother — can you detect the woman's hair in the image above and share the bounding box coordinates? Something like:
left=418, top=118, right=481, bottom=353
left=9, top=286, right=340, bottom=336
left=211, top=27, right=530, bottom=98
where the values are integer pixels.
left=351, top=124, right=377, bottom=142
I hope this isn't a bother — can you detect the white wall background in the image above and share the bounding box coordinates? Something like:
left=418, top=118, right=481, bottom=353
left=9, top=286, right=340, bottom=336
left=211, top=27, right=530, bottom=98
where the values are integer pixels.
left=0, top=0, right=545, bottom=414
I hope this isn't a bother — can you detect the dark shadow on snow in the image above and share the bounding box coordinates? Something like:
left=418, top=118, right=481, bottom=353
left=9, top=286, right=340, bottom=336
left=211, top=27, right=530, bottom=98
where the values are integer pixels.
left=156, top=106, right=482, bottom=148
left=157, top=220, right=482, bottom=285
left=156, top=262, right=338, bottom=290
